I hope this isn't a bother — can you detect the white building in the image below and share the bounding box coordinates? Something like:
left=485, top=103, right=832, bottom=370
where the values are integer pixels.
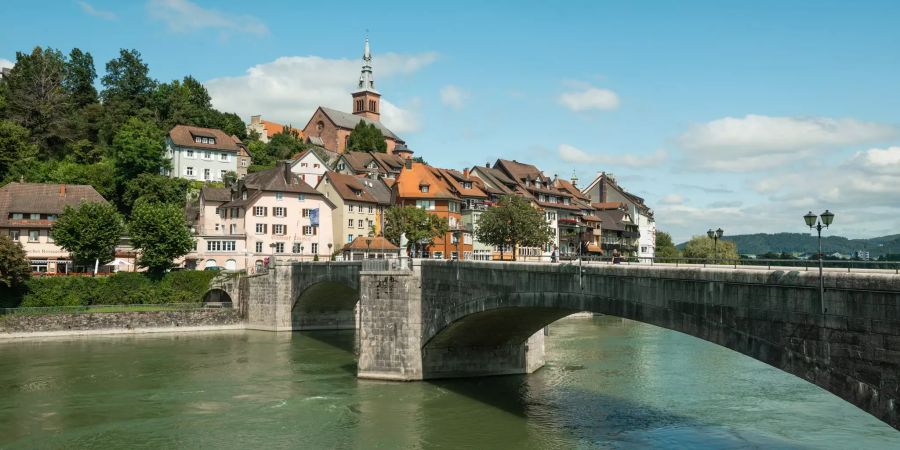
left=165, top=125, right=251, bottom=182
left=582, top=172, right=656, bottom=259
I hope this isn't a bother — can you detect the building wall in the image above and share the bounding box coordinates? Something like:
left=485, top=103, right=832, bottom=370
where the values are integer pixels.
left=316, top=180, right=379, bottom=253
left=397, top=198, right=471, bottom=260
left=166, top=138, right=238, bottom=182
left=4, top=228, right=69, bottom=272
left=291, top=152, right=328, bottom=187
left=303, top=109, right=398, bottom=154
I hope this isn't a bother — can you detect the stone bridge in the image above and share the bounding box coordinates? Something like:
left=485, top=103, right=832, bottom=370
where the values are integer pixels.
left=208, top=259, right=900, bottom=430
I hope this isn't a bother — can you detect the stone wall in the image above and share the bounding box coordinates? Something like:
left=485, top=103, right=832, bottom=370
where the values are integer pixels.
left=0, top=308, right=241, bottom=334
left=357, top=269, right=423, bottom=381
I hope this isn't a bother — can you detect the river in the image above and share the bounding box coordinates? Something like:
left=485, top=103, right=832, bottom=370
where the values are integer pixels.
left=1, top=316, right=897, bottom=449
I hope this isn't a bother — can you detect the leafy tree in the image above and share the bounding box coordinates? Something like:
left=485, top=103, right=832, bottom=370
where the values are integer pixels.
left=0, top=236, right=31, bottom=290
left=51, top=160, right=116, bottom=201
left=268, top=130, right=306, bottom=160
left=100, top=49, right=157, bottom=142
left=64, top=48, right=98, bottom=108
left=383, top=206, right=449, bottom=256
left=246, top=140, right=273, bottom=167
left=411, top=156, right=427, bottom=165
left=4, top=47, right=70, bottom=156
left=216, top=111, right=247, bottom=140
left=128, top=200, right=194, bottom=277
left=346, top=120, right=386, bottom=152
left=110, top=117, right=167, bottom=184
left=221, top=171, right=238, bottom=188
left=67, top=138, right=103, bottom=164
left=682, top=235, right=739, bottom=263
left=0, top=120, right=38, bottom=181
left=474, top=195, right=554, bottom=261
left=655, top=231, right=680, bottom=262
left=121, top=173, right=189, bottom=214
left=52, top=202, right=124, bottom=274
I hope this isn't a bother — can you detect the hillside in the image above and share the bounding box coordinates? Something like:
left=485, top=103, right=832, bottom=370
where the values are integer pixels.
left=677, top=233, right=900, bottom=256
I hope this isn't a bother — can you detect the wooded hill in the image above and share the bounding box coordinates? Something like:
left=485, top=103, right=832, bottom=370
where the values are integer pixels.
left=677, top=233, right=900, bottom=257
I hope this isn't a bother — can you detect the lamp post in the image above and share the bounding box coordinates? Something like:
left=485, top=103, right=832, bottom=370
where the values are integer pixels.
left=576, top=224, right=585, bottom=288
left=805, top=210, right=835, bottom=312
left=706, top=227, right=724, bottom=264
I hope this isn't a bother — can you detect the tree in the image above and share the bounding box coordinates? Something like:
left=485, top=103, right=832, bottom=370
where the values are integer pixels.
left=52, top=202, right=124, bottom=274
left=51, top=160, right=116, bottom=201
left=100, top=49, right=157, bottom=142
left=268, top=130, right=306, bottom=160
left=0, top=236, right=31, bottom=290
left=110, top=117, right=167, bottom=184
left=0, top=120, right=38, bottom=181
left=655, top=231, right=680, bottom=262
left=121, top=173, right=189, bottom=214
left=383, top=206, right=449, bottom=256
left=128, top=201, right=194, bottom=277
left=682, top=235, right=739, bottom=263
left=4, top=47, right=70, bottom=156
left=474, top=195, right=554, bottom=261
left=346, top=120, right=387, bottom=152
left=64, top=48, right=98, bottom=108
left=221, top=171, right=238, bottom=188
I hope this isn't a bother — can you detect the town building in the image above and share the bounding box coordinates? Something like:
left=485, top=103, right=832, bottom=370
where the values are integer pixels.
left=335, top=150, right=407, bottom=179
left=592, top=203, right=641, bottom=257
left=165, top=125, right=251, bottom=182
left=247, top=115, right=303, bottom=143
left=0, top=182, right=108, bottom=273
left=341, top=236, right=399, bottom=261
left=582, top=172, right=655, bottom=259
left=184, top=162, right=334, bottom=271
left=290, top=148, right=331, bottom=187
left=301, top=38, right=404, bottom=153
left=316, top=171, right=391, bottom=250
left=432, top=168, right=489, bottom=261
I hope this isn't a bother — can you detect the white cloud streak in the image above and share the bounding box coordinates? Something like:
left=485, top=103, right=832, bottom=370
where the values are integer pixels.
left=558, top=144, right=667, bottom=167
left=78, top=1, right=117, bottom=20
left=440, top=85, right=469, bottom=110
left=558, top=86, right=620, bottom=112
left=147, top=0, right=268, bottom=35
left=0, top=58, right=13, bottom=70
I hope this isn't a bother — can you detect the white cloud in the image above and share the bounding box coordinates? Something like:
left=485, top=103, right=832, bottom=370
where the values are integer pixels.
left=660, top=194, right=685, bottom=205
left=78, top=1, right=117, bottom=20
left=205, top=52, right=438, bottom=135
left=677, top=114, right=897, bottom=171
left=847, top=146, right=900, bottom=174
left=148, top=0, right=268, bottom=35
left=0, top=58, right=13, bottom=70
left=558, top=144, right=667, bottom=167
left=440, top=85, right=469, bottom=110
left=558, top=86, right=620, bottom=112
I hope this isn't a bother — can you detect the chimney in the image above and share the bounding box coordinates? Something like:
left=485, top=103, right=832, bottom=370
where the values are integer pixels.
left=463, top=168, right=470, bottom=178
left=485, top=162, right=490, bottom=168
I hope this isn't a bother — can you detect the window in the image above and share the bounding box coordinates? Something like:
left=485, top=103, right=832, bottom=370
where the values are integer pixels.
left=187, top=149, right=194, bottom=158
left=301, top=163, right=308, bottom=167
left=194, top=136, right=202, bottom=144
left=204, top=169, right=210, bottom=180
left=255, top=223, right=267, bottom=234
left=204, top=151, right=212, bottom=159
left=348, top=204, right=354, bottom=212
left=433, top=251, right=443, bottom=259
left=28, top=230, right=39, bottom=242
left=220, top=153, right=228, bottom=161
left=451, top=234, right=459, bottom=244
left=10, top=230, right=20, bottom=240
left=348, top=219, right=354, bottom=228
left=11, top=213, right=23, bottom=220
left=337, top=163, right=346, bottom=171
left=220, top=170, right=227, bottom=180
left=463, top=181, right=472, bottom=189
left=451, top=252, right=458, bottom=260
left=449, top=202, right=460, bottom=213
left=241, top=158, right=248, bottom=167
left=302, top=226, right=317, bottom=236
left=367, top=205, right=374, bottom=213
left=231, top=207, right=239, bottom=218
left=416, top=200, right=435, bottom=210
left=292, top=242, right=302, bottom=253
left=255, top=242, right=263, bottom=253
left=298, top=194, right=305, bottom=201
left=215, top=223, right=220, bottom=231
left=229, top=224, right=237, bottom=234
left=420, top=185, right=429, bottom=193
left=358, top=205, right=363, bottom=213
left=275, top=192, right=284, bottom=201
left=273, top=224, right=286, bottom=235
left=347, top=234, right=353, bottom=243
left=449, top=217, right=458, bottom=228
left=302, top=208, right=311, bottom=218
left=206, top=241, right=236, bottom=252
left=313, top=164, right=320, bottom=168
left=186, top=167, right=194, bottom=176
left=358, top=219, right=364, bottom=229
left=254, top=206, right=266, bottom=217
left=30, top=213, right=40, bottom=220
left=274, top=243, right=284, bottom=253
left=273, top=207, right=286, bottom=217
left=311, top=243, right=318, bottom=254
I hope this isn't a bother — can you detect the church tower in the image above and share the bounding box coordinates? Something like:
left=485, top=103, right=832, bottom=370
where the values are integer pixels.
left=352, top=36, right=381, bottom=122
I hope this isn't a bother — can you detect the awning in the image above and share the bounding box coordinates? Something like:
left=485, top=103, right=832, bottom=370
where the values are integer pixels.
left=586, top=244, right=603, bottom=254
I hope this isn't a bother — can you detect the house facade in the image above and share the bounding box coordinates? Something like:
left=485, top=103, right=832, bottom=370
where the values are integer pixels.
left=583, top=172, right=655, bottom=259
left=316, top=171, right=390, bottom=252
left=0, top=182, right=108, bottom=273
left=290, top=149, right=330, bottom=187
left=165, top=125, right=248, bottom=182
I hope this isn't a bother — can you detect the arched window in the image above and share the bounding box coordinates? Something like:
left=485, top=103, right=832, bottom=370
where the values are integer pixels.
left=316, top=121, right=324, bottom=133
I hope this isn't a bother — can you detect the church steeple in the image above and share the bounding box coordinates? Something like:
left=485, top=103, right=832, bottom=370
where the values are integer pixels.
left=352, top=35, right=381, bottom=121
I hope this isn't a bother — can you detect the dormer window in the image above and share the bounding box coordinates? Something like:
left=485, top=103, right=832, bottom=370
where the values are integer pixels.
left=193, top=136, right=216, bottom=145
left=420, top=184, right=429, bottom=193
left=463, top=181, right=472, bottom=189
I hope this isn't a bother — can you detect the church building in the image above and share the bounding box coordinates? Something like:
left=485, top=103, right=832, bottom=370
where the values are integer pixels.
left=302, top=38, right=404, bottom=154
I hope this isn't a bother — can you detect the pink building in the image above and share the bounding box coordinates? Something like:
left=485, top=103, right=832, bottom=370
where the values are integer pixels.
left=185, top=162, right=335, bottom=272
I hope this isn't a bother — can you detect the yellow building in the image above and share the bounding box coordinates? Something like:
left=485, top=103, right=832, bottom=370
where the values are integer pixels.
left=316, top=171, right=392, bottom=253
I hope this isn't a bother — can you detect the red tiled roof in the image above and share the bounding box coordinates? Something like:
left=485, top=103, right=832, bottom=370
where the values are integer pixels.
left=0, top=182, right=107, bottom=228
left=342, top=236, right=399, bottom=252
left=168, top=125, right=243, bottom=153
left=324, top=171, right=379, bottom=203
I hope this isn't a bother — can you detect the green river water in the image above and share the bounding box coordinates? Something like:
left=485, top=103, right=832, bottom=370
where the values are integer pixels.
left=1, top=316, right=898, bottom=449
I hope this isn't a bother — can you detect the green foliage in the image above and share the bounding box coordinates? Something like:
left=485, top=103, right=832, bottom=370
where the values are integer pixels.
left=51, top=160, right=116, bottom=200
left=0, top=236, right=31, bottom=289
left=3, top=47, right=70, bottom=157
left=346, top=120, right=387, bottom=152
left=0, top=119, right=39, bottom=181
left=654, top=231, right=680, bottom=261
left=52, top=202, right=124, bottom=267
left=268, top=131, right=306, bottom=160
left=128, top=201, right=194, bottom=277
left=19, top=270, right=215, bottom=307
left=101, top=48, right=156, bottom=109
left=692, top=232, right=900, bottom=259
left=111, top=117, right=167, bottom=184
left=20, top=276, right=98, bottom=307
left=682, top=235, right=740, bottom=262
left=383, top=206, right=450, bottom=253
left=64, top=48, right=98, bottom=108
left=474, top=195, right=554, bottom=261
left=121, top=173, right=189, bottom=214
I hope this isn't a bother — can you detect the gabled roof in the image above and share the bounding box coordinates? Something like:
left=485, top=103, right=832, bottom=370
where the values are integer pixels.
left=200, top=186, right=232, bottom=203
left=323, top=171, right=379, bottom=204
left=168, top=125, right=243, bottom=153
left=554, top=178, right=590, bottom=201
left=470, top=166, right=517, bottom=196
left=592, top=201, right=625, bottom=210
left=0, top=183, right=107, bottom=228
left=317, top=107, right=401, bottom=141
left=242, top=162, right=320, bottom=195
left=395, top=163, right=457, bottom=200
left=495, top=159, right=547, bottom=182
left=370, top=152, right=405, bottom=173
left=595, top=209, right=630, bottom=231
left=342, top=236, right=399, bottom=252
left=260, top=120, right=301, bottom=138
left=434, top=168, right=488, bottom=199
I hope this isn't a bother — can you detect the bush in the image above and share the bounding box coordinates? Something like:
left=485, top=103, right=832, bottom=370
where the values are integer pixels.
left=21, top=276, right=101, bottom=307
left=158, top=270, right=216, bottom=302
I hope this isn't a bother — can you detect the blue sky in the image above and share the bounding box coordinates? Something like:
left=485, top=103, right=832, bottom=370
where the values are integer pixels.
left=3, top=0, right=900, bottom=243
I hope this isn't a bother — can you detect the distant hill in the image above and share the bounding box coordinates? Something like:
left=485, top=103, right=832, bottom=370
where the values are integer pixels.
left=676, top=233, right=900, bottom=257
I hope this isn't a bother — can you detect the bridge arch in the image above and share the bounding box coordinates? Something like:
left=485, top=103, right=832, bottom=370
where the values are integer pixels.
left=201, top=288, right=234, bottom=306
left=292, top=281, right=359, bottom=330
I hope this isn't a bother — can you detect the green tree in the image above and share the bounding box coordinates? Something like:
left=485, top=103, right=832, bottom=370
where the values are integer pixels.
left=100, top=49, right=157, bottom=142
left=0, top=120, right=39, bottom=181
left=474, top=195, right=554, bottom=261
left=128, top=200, right=194, bottom=277
left=121, top=174, right=189, bottom=214
left=50, top=160, right=116, bottom=200
left=346, top=120, right=387, bottom=152
left=383, top=206, right=449, bottom=255
left=52, top=202, right=124, bottom=274
left=215, top=111, right=247, bottom=140
left=268, top=130, right=306, bottom=160
left=221, top=171, right=238, bottom=188
left=67, top=138, right=103, bottom=164
left=682, top=235, right=739, bottom=263
left=4, top=47, right=70, bottom=156
left=64, top=48, right=98, bottom=108
left=0, top=236, right=31, bottom=290
left=110, top=117, right=167, bottom=184
left=654, top=231, right=680, bottom=262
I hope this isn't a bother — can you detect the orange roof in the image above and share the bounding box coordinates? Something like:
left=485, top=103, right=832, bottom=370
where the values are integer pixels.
left=554, top=179, right=589, bottom=201
left=395, top=162, right=457, bottom=200
left=434, top=168, right=489, bottom=199
left=262, top=120, right=303, bottom=139
left=342, top=236, right=399, bottom=252
left=592, top=201, right=625, bottom=210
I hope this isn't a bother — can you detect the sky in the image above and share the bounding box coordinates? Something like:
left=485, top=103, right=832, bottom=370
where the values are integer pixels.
left=2, top=0, right=899, bottom=243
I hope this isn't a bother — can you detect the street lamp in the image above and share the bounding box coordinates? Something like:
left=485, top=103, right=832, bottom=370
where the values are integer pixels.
left=805, top=210, right=835, bottom=312
left=575, top=224, right=585, bottom=288
left=707, top=227, right=724, bottom=264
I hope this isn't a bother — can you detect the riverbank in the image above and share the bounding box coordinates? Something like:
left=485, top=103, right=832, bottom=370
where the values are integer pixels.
left=0, top=308, right=242, bottom=340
